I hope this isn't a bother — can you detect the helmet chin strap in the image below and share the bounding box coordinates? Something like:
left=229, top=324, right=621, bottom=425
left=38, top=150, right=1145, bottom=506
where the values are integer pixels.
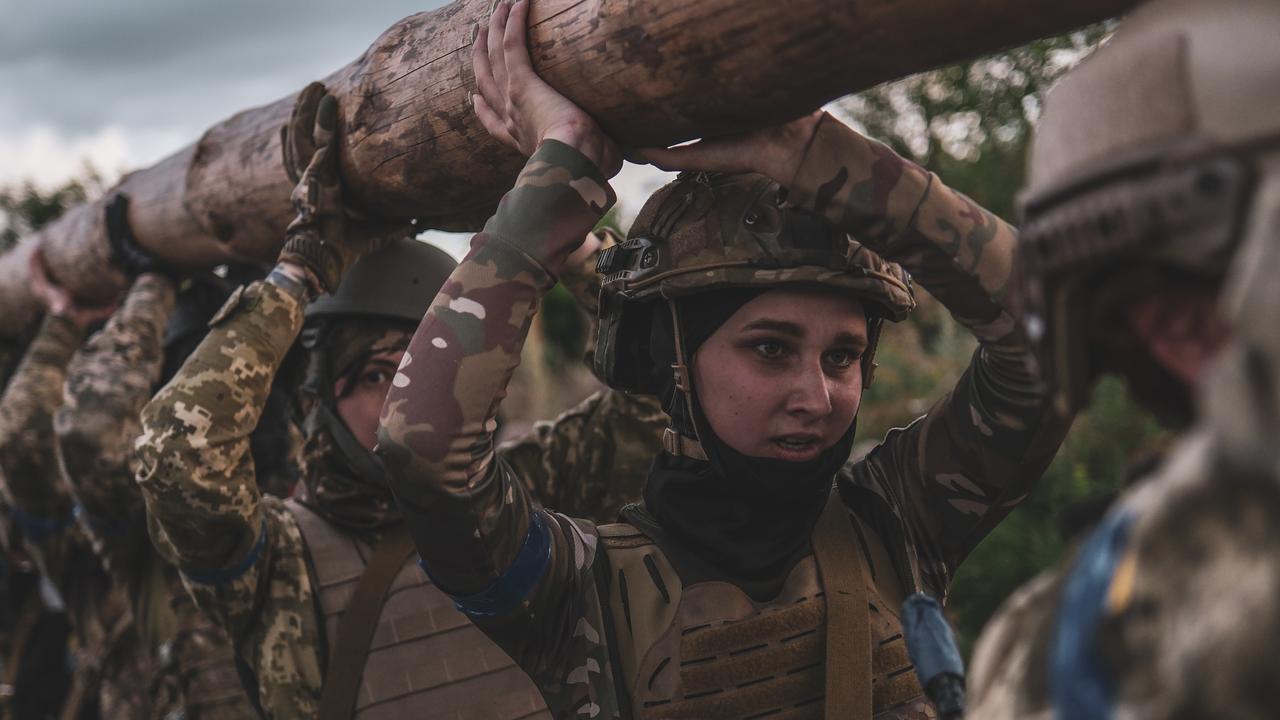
left=299, top=321, right=392, bottom=486
left=664, top=300, right=709, bottom=461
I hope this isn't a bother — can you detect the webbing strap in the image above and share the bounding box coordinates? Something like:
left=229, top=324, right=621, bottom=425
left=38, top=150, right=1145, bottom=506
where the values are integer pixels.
left=317, top=524, right=415, bottom=720
left=813, top=490, right=873, bottom=720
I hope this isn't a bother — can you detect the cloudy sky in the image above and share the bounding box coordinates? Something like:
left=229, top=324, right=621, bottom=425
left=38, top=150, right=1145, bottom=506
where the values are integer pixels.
left=0, top=0, right=675, bottom=254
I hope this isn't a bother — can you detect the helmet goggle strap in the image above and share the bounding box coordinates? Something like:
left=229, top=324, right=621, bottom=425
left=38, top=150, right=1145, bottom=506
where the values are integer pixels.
left=298, top=321, right=391, bottom=484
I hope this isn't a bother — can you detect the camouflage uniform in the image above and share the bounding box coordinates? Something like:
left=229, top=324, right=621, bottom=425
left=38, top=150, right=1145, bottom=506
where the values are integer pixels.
left=56, top=274, right=257, bottom=718
left=0, top=314, right=151, bottom=718
left=136, top=264, right=665, bottom=717
left=378, top=127, right=1069, bottom=718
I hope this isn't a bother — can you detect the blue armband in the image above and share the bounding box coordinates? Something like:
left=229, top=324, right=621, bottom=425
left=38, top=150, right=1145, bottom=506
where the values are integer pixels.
left=420, top=510, right=553, bottom=619
left=182, top=520, right=268, bottom=585
left=11, top=506, right=76, bottom=544
left=1051, top=508, right=1137, bottom=720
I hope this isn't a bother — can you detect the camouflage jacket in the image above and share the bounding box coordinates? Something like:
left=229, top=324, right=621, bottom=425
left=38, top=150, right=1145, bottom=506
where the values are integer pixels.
left=59, top=274, right=256, bottom=719
left=0, top=314, right=151, bottom=718
left=502, top=388, right=666, bottom=523
left=378, top=127, right=1070, bottom=718
left=136, top=262, right=663, bottom=717
left=969, top=330, right=1280, bottom=720
left=137, top=276, right=325, bottom=718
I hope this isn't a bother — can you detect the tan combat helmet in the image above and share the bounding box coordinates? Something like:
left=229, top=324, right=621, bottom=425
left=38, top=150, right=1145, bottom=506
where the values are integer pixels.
left=594, top=171, right=915, bottom=401
left=1019, top=0, right=1280, bottom=415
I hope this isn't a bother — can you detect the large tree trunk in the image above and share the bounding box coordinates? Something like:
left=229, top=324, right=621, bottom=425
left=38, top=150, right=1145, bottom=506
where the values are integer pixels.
left=0, top=0, right=1137, bottom=338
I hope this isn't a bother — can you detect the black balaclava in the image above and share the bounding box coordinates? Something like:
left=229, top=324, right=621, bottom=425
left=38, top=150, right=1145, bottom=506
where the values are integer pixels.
left=293, top=320, right=412, bottom=532
left=631, top=288, right=862, bottom=600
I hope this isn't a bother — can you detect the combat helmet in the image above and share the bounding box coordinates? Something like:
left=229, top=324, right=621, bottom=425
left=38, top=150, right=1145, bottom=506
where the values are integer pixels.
left=1018, top=0, right=1280, bottom=416
left=595, top=172, right=915, bottom=453
left=298, top=237, right=457, bottom=484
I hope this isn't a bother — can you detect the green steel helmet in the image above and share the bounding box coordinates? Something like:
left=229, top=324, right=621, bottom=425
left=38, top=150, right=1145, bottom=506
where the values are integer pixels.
left=1018, top=0, right=1280, bottom=416
left=594, top=171, right=915, bottom=396
left=305, top=236, right=457, bottom=325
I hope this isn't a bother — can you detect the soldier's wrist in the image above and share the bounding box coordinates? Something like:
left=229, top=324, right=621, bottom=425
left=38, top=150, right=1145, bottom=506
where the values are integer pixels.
left=484, top=141, right=616, bottom=273
left=268, top=261, right=313, bottom=302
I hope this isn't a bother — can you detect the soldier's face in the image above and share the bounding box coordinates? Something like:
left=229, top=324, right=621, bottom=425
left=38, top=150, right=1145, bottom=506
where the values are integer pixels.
left=336, top=350, right=407, bottom=451
left=692, top=288, right=867, bottom=462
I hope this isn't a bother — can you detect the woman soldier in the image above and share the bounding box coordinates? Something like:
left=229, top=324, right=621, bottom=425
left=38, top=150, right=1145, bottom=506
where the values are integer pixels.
left=377, top=2, right=1072, bottom=718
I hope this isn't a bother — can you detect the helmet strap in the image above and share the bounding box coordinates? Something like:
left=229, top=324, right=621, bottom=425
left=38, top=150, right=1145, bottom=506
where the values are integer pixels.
left=665, top=300, right=709, bottom=461
left=862, top=316, right=884, bottom=389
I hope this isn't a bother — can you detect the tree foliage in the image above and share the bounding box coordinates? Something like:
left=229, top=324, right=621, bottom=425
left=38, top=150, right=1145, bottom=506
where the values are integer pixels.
left=840, top=24, right=1172, bottom=653
left=0, top=170, right=104, bottom=251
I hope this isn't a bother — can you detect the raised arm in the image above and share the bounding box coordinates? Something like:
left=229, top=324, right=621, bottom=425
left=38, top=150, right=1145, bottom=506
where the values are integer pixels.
left=640, top=113, right=1072, bottom=594
left=500, top=231, right=667, bottom=523
left=56, top=274, right=174, bottom=579
left=378, top=139, right=615, bottom=591
left=0, top=314, right=83, bottom=552
left=0, top=249, right=116, bottom=571
left=134, top=271, right=304, bottom=591
left=788, top=115, right=1070, bottom=593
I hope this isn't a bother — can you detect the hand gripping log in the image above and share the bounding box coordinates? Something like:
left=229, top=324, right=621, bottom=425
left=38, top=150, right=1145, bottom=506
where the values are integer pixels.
left=0, top=0, right=1138, bottom=338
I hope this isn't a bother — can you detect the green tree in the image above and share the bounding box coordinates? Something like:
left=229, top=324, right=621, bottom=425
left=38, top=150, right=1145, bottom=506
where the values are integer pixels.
left=840, top=25, right=1174, bottom=653
left=0, top=169, right=104, bottom=251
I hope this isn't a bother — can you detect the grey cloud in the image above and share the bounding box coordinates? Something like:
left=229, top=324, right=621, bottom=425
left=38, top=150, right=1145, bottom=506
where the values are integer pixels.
left=0, top=0, right=449, bottom=135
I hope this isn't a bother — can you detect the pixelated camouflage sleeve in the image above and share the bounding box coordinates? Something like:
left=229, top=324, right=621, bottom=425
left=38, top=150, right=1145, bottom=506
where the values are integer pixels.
left=0, top=314, right=83, bottom=529
left=501, top=388, right=666, bottom=523
left=791, top=114, right=1072, bottom=595
left=136, top=278, right=305, bottom=591
left=56, top=274, right=175, bottom=578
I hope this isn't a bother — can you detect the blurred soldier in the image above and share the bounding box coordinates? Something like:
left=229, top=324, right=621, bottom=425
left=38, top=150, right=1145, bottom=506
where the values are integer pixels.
left=54, top=242, right=269, bottom=718
left=965, top=0, right=1280, bottom=717
left=377, top=3, right=1070, bottom=719
left=136, top=84, right=663, bottom=719
left=0, top=248, right=150, bottom=718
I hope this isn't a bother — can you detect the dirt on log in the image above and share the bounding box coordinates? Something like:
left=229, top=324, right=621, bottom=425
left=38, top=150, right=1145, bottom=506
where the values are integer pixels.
left=0, top=0, right=1138, bottom=338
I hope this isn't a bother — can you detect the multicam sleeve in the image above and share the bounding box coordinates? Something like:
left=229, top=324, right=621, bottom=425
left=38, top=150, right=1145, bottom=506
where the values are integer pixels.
left=135, top=277, right=306, bottom=632
left=0, top=315, right=83, bottom=545
left=790, top=114, right=1073, bottom=595
left=377, top=140, right=615, bottom=679
left=56, top=274, right=175, bottom=579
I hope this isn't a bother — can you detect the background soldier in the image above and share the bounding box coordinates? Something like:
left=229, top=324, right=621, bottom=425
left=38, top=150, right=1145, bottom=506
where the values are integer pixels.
left=136, top=84, right=664, bottom=719
left=54, top=255, right=268, bottom=718
left=0, top=248, right=150, bottom=718
left=965, top=0, right=1280, bottom=717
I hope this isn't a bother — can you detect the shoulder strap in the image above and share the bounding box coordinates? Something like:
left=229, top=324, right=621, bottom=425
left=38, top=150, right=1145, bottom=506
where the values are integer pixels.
left=813, top=489, right=872, bottom=720
left=317, top=523, right=416, bottom=720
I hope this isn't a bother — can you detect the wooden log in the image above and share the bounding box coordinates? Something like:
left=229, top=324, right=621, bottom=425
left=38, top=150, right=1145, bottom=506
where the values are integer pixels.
left=0, top=0, right=1138, bottom=338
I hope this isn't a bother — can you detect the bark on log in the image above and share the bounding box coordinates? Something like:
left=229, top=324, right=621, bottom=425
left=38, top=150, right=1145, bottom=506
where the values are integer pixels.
left=0, top=0, right=1138, bottom=338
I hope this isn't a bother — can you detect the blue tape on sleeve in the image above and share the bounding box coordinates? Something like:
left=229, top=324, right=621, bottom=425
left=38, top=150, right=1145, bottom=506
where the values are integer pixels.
left=11, top=506, right=76, bottom=544
left=1050, top=508, right=1136, bottom=720
left=419, top=510, right=553, bottom=619
left=182, top=519, right=269, bottom=586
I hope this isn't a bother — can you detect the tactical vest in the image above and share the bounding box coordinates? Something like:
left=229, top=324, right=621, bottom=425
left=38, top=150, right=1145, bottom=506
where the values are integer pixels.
left=596, top=504, right=933, bottom=719
left=286, top=501, right=551, bottom=720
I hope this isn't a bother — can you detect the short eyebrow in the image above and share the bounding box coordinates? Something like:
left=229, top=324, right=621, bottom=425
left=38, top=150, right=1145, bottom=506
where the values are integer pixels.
left=739, top=319, right=868, bottom=348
